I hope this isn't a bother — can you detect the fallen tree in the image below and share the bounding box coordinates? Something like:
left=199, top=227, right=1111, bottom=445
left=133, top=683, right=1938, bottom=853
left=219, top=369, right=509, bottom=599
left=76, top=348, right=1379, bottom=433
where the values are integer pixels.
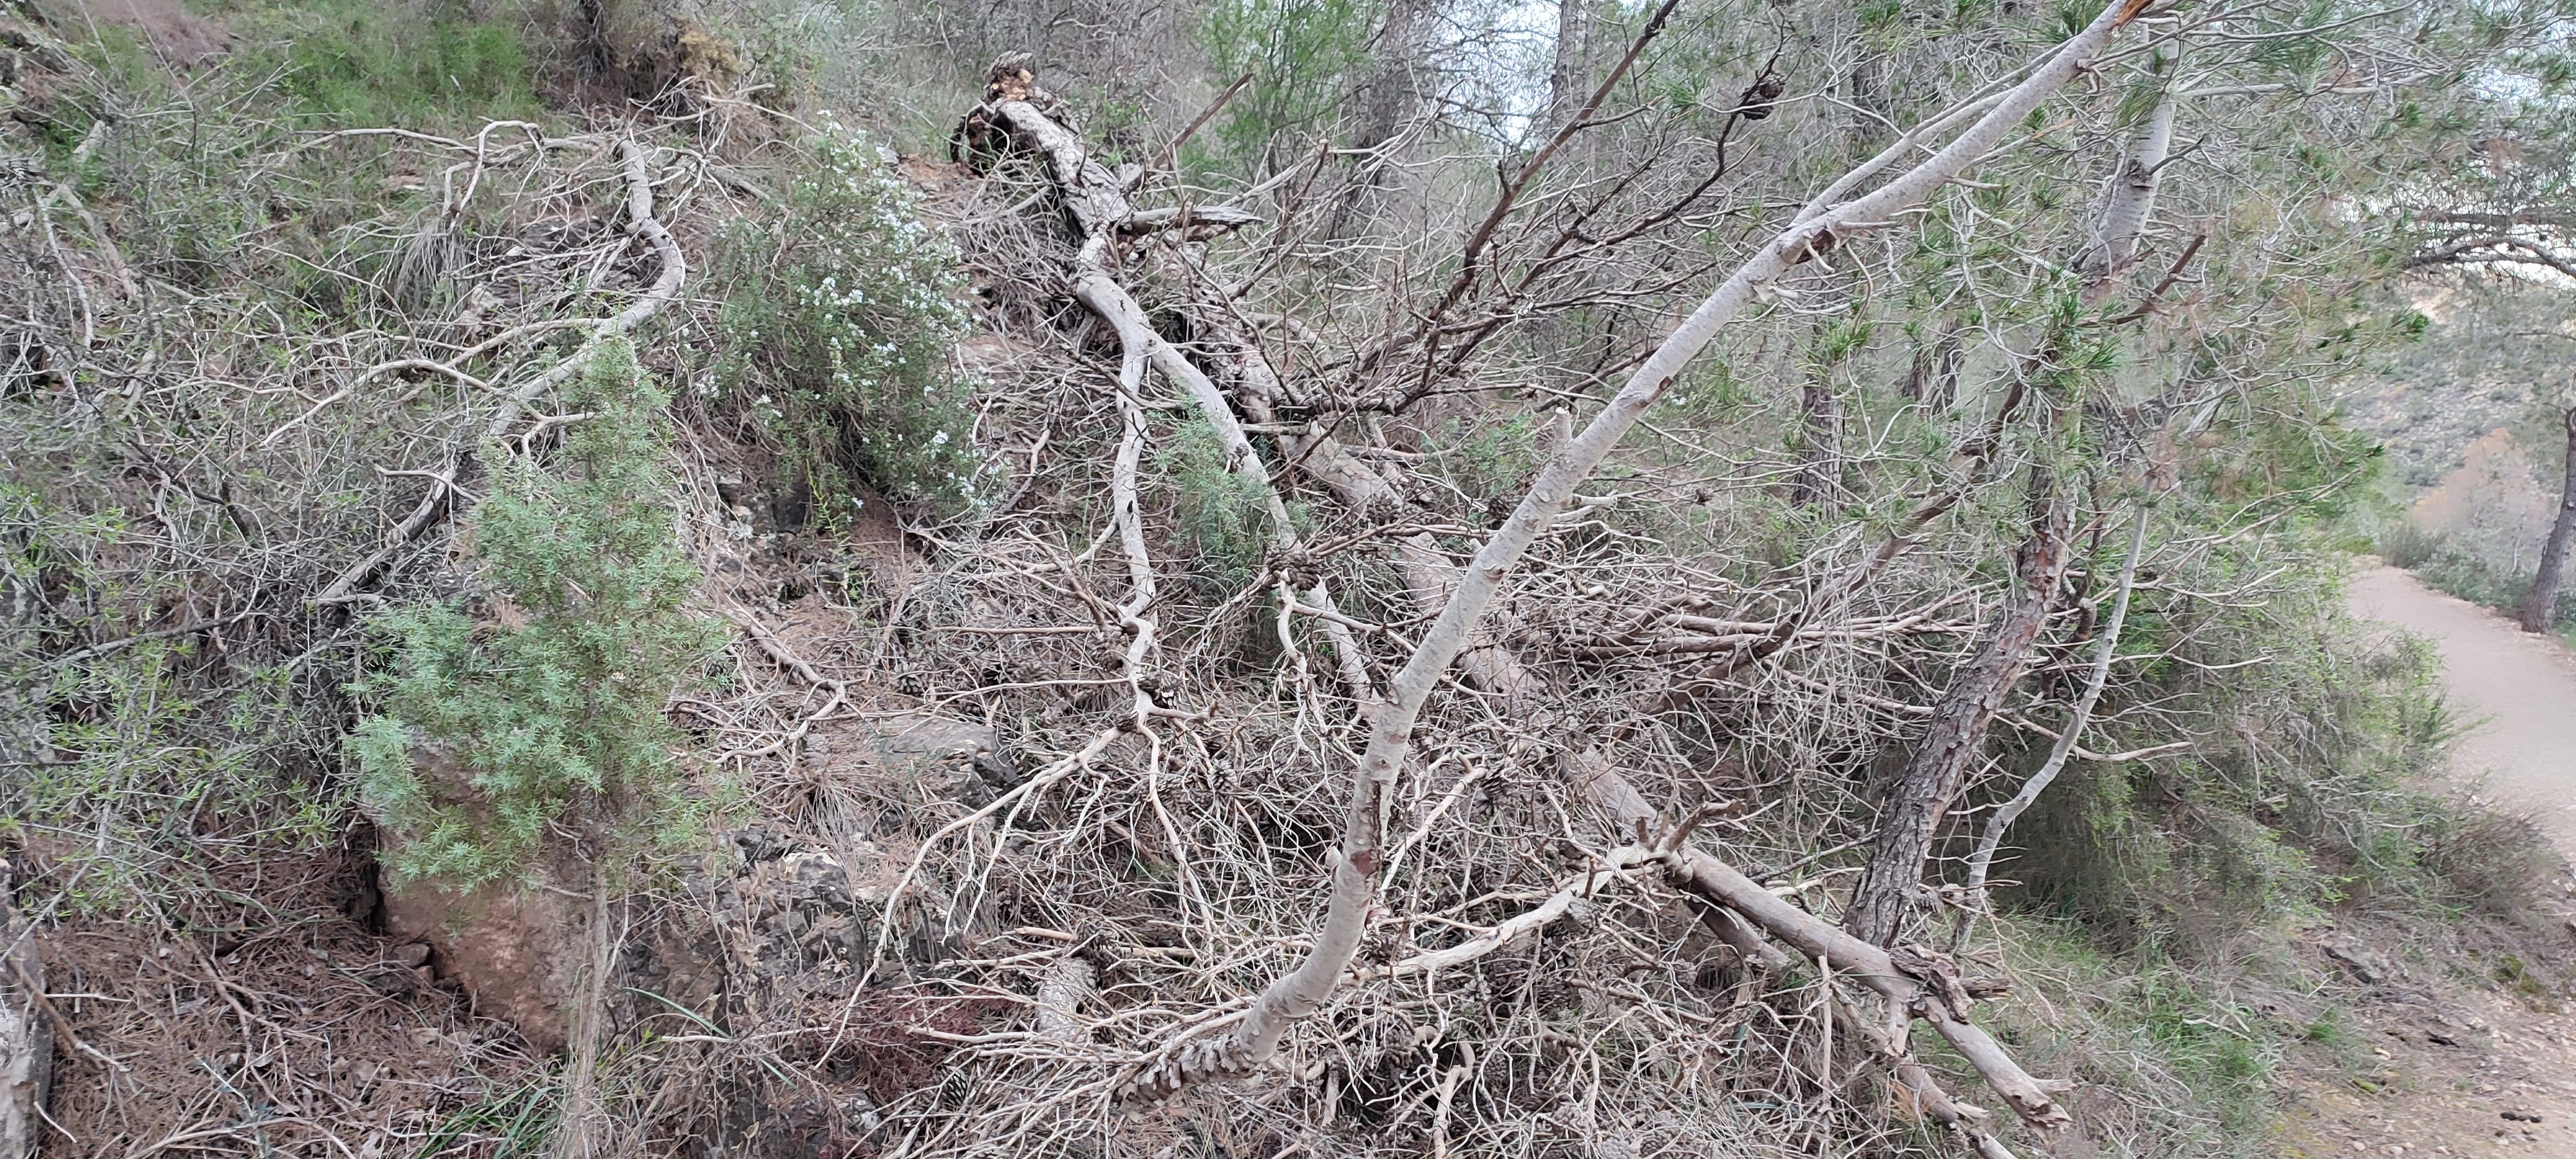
left=954, top=0, right=2154, bottom=1121
left=1143, top=0, right=2151, bottom=1095
left=5, top=0, right=2542, bottom=1153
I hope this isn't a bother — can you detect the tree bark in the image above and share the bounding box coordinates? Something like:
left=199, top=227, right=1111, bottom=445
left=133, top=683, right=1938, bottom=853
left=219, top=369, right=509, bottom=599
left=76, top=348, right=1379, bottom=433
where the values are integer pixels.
left=1790, top=367, right=1844, bottom=506
left=1954, top=504, right=2147, bottom=950
left=2077, top=62, right=2178, bottom=298
left=1844, top=466, right=2076, bottom=947
left=983, top=83, right=1378, bottom=708
left=1332, top=0, right=1437, bottom=236
left=1542, top=0, right=1592, bottom=137
left=2520, top=406, right=2576, bottom=633
left=1899, top=320, right=1965, bottom=413
left=1844, top=55, right=2179, bottom=946
left=1663, top=847, right=2071, bottom=1131
left=0, top=890, right=48, bottom=1159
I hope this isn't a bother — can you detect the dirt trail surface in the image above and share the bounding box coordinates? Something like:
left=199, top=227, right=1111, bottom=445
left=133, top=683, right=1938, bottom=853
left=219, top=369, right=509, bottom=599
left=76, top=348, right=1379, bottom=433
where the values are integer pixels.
left=2270, top=565, right=2576, bottom=1158
left=2348, top=565, right=2576, bottom=858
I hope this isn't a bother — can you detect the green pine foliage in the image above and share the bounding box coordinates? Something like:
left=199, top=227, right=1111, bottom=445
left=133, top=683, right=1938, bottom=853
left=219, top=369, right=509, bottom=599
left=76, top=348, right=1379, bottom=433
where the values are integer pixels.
left=1155, top=408, right=1273, bottom=590
left=348, top=339, right=724, bottom=886
left=715, top=117, right=983, bottom=522
left=1195, top=0, right=1377, bottom=174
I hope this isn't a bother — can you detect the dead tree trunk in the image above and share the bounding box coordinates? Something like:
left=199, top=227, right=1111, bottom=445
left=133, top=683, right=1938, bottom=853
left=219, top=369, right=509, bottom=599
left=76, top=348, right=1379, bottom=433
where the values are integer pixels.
left=976, top=62, right=1372, bottom=707
left=2519, top=406, right=2576, bottom=634
left=1662, top=840, right=2070, bottom=1153
left=1, top=858, right=48, bottom=1159
left=1127, top=0, right=2145, bottom=1093
left=975, top=0, right=2146, bottom=1098
left=314, top=139, right=687, bottom=606
left=1844, top=466, right=2076, bottom=947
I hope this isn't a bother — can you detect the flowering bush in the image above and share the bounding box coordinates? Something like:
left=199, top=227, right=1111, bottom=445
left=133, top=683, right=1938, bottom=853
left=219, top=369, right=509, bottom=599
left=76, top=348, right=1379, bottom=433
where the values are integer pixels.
left=717, top=118, right=983, bottom=521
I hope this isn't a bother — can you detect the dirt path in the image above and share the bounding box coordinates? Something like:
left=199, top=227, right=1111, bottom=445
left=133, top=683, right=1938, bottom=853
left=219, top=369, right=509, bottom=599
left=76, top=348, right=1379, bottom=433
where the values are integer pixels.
left=2268, top=563, right=2576, bottom=1158
left=2347, top=565, right=2576, bottom=860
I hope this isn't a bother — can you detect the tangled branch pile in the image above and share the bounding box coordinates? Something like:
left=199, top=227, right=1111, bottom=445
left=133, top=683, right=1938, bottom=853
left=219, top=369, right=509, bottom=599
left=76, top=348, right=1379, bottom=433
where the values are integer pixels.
left=5, top=1, right=2571, bottom=1157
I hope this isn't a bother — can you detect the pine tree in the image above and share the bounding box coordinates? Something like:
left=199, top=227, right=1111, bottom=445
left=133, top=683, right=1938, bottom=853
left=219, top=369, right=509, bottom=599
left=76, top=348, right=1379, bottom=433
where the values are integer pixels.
left=349, top=338, right=724, bottom=886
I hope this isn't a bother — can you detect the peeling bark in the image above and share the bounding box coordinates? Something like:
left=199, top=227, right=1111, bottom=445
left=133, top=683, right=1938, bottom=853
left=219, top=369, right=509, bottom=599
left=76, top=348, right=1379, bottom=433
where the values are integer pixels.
left=1036, top=956, right=1096, bottom=1043
left=1844, top=467, right=2076, bottom=948
left=1956, top=504, right=2148, bottom=948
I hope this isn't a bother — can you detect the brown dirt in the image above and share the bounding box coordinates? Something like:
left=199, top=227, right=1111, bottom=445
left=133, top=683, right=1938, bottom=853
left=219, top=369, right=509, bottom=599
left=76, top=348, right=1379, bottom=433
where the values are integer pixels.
left=380, top=869, right=585, bottom=1052
left=26, top=842, right=544, bottom=1158
left=2267, top=563, right=2576, bottom=1158
left=59, top=0, right=231, bottom=67
left=2277, top=990, right=2576, bottom=1158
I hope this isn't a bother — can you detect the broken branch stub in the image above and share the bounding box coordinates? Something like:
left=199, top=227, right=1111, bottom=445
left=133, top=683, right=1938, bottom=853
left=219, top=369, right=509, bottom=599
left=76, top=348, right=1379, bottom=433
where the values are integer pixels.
left=1658, top=842, right=2072, bottom=1131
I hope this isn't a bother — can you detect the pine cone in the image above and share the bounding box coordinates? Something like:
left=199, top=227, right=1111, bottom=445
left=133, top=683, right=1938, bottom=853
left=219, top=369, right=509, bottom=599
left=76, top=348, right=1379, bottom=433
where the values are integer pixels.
left=1737, top=73, right=1786, bottom=120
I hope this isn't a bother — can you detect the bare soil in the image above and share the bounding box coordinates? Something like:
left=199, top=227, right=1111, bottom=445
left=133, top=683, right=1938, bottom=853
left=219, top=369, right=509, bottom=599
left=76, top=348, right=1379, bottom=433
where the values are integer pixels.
left=26, top=842, right=537, bottom=1158
left=59, top=0, right=232, bottom=66
left=2269, top=564, right=2576, bottom=1158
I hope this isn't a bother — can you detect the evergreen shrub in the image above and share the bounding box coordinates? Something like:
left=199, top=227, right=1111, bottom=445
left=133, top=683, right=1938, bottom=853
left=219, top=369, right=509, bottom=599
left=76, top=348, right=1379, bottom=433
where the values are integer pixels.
left=349, top=338, right=724, bottom=885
